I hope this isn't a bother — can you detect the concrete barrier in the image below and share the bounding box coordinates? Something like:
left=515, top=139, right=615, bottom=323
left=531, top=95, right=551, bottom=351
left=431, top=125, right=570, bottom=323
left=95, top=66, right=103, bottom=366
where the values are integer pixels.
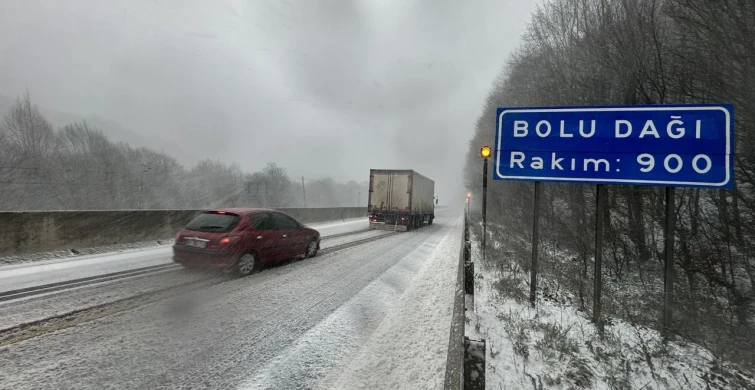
left=0, top=207, right=366, bottom=256
left=276, top=207, right=367, bottom=224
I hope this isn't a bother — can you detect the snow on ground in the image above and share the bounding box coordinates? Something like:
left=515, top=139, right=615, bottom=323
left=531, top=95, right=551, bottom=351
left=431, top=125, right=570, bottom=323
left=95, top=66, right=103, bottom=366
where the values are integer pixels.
left=305, top=218, right=368, bottom=236
left=0, top=269, right=213, bottom=331
left=330, top=215, right=462, bottom=390
left=0, top=238, right=176, bottom=266
left=238, top=223, right=450, bottom=389
left=0, top=246, right=176, bottom=294
left=0, top=219, right=379, bottom=332
left=0, top=215, right=457, bottom=389
left=318, top=229, right=389, bottom=250
left=468, top=235, right=755, bottom=390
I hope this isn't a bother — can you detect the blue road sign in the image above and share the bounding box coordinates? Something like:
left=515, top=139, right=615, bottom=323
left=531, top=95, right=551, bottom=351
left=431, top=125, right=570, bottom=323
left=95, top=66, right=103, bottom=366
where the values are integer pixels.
left=494, top=105, right=734, bottom=188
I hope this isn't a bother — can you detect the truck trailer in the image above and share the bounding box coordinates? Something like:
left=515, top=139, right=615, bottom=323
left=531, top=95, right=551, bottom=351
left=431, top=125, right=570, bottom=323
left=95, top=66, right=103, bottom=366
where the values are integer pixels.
left=368, top=169, right=435, bottom=231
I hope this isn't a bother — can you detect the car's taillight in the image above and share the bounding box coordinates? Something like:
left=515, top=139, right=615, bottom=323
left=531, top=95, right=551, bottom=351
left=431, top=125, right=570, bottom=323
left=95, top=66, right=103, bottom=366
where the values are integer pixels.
left=401, top=216, right=406, bottom=221
left=219, top=236, right=239, bottom=245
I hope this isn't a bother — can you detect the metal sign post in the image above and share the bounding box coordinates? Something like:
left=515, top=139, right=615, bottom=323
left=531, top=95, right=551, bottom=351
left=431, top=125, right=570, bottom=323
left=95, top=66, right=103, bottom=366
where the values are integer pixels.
left=529, top=182, right=541, bottom=307
left=481, top=146, right=491, bottom=258
left=593, top=184, right=606, bottom=329
left=494, top=104, right=734, bottom=326
left=482, top=160, right=487, bottom=253
left=662, top=186, right=676, bottom=339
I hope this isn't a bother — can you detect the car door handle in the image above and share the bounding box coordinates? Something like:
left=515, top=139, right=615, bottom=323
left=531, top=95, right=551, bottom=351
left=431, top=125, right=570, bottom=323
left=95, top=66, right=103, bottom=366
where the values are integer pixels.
left=257, top=236, right=264, bottom=240
left=282, top=234, right=288, bottom=238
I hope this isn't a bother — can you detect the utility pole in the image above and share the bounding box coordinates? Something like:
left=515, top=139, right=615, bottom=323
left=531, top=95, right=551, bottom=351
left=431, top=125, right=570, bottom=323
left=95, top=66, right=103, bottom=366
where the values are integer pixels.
left=138, top=163, right=151, bottom=210
left=301, top=176, right=307, bottom=208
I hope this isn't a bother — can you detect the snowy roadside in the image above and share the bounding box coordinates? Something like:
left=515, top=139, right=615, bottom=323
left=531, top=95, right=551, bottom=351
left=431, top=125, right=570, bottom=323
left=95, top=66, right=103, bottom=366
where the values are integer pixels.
left=0, top=238, right=175, bottom=267
left=330, top=216, right=462, bottom=389
left=467, top=233, right=755, bottom=390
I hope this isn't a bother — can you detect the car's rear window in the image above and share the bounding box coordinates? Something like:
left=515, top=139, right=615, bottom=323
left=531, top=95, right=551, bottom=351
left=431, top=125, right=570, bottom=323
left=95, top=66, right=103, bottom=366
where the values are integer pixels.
left=184, top=212, right=240, bottom=232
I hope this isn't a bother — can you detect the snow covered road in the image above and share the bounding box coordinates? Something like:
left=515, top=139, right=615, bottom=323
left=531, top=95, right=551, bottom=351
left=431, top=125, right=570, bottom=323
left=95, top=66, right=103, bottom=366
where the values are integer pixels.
left=0, top=211, right=462, bottom=389
left=0, top=218, right=369, bottom=297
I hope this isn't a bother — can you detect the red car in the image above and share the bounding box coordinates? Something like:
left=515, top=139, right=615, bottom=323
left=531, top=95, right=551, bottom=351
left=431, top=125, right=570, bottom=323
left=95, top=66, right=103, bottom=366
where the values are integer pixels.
left=173, top=208, right=320, bottom=276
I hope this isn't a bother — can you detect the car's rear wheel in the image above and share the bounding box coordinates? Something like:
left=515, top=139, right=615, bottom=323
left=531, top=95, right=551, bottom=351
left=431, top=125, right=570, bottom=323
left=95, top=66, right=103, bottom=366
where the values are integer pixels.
left=305, top=239, right=319, bottom=258
left=237, top=253, right=257, bottom=276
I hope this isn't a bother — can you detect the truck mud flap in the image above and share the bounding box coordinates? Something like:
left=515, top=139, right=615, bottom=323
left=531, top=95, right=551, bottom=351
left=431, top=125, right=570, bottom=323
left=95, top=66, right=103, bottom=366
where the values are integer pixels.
left=369, top=223, right=408, bottom=232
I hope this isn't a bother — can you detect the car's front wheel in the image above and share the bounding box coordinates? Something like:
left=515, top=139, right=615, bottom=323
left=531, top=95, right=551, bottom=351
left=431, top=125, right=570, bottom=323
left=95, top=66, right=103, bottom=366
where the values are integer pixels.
left=305, top=239, right=319, bottom=258
left=237, top=252, right=257, bottom=277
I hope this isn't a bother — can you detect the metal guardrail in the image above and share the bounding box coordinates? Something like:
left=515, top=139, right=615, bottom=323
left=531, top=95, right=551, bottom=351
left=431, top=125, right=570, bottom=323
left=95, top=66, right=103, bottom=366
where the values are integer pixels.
left=444, top=215, right=485, bottom=389
left=443, top=216, right=468, bottom=390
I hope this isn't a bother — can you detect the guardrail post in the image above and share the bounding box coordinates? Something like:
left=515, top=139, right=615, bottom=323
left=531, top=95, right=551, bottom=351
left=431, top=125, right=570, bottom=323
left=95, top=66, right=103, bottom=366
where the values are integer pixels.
left=464, top=336, right=486, bottom=389
left=464, top=261, right=474, bottom=295
left=463, top=217, right=473, bottom=296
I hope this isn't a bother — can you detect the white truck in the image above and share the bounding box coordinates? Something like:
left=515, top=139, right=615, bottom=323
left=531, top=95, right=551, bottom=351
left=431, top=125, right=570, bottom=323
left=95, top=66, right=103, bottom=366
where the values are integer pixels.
left=367, top=169, right=435, bottom=231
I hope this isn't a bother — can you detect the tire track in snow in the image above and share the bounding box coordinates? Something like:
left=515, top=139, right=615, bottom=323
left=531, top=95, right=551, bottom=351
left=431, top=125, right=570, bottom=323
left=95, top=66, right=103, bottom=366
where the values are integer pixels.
left=0, top=220, right=454, bottom=389
left=0, top=230, right=397, bottom=343
left=165, top=228, right=440, bottom=387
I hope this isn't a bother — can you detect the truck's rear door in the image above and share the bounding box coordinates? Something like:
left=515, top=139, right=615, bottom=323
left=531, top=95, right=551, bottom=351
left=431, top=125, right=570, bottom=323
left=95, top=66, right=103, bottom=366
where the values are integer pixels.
left=370, top=171, right=410, bottom=212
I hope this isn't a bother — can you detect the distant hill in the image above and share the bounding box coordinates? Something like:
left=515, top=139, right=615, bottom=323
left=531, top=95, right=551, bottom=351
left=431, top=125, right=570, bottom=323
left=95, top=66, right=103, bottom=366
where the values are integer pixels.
left=0, top=93, right=193, bottom=164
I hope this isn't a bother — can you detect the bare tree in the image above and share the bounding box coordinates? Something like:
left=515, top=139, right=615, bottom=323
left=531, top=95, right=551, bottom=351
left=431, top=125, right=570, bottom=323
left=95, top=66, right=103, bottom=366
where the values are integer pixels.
left=0, top=91, right=60, bottom=208
left=464, top=0, right=755, bottom=369
left=1, top=91, right=56, bottom=163
left=0, top=93, right=371, bottom=211
left=261, top=162, right=293, bottom=207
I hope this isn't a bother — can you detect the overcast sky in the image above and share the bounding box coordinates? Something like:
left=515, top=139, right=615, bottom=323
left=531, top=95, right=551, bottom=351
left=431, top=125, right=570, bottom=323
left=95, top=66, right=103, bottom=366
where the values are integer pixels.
left=0, top=0, right=536, bottom=203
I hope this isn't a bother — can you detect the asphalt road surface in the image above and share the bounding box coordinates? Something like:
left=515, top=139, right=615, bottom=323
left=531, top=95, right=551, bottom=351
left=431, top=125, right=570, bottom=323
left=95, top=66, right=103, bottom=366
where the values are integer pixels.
left=0, top=209, right=461, bottom=390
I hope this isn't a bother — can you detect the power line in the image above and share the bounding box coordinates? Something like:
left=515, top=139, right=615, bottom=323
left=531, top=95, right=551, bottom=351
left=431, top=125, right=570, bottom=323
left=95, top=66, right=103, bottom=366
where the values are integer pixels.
left=301, top=176, right=307, bottom=207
